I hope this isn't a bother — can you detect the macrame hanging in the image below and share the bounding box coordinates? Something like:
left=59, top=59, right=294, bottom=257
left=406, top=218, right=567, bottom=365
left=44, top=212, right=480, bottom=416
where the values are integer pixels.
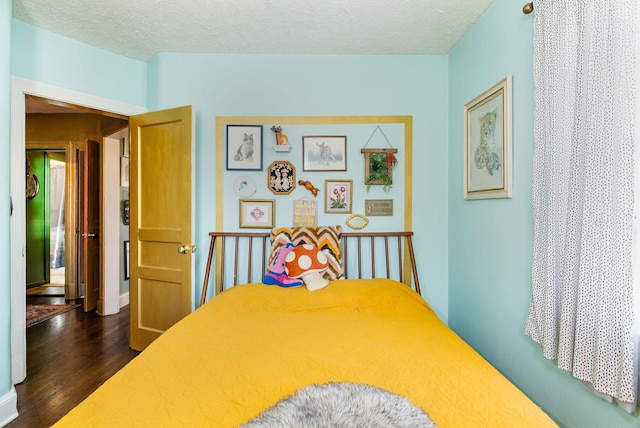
left=361, top=126, right=398, bottom=191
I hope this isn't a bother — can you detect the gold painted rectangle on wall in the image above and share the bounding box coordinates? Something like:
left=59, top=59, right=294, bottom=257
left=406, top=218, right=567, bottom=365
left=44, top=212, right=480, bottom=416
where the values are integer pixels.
left=293, top=199, right=318, bottom=227
left=365, top=199, right=393, bottom=216
left=215, top=116, right=413, bottom=234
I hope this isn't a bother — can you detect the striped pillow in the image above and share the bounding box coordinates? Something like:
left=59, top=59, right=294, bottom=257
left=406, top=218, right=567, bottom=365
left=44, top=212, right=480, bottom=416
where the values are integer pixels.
left=268, top=226, right=344, bottom=281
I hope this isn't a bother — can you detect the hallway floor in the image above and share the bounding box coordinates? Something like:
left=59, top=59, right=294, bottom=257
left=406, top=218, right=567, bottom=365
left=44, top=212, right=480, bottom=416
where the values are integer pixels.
left=6, top=299, right=137, bottom=427
left=25, top=285, right=64, bottom=296
left=26, top=267, right=66, bottom=296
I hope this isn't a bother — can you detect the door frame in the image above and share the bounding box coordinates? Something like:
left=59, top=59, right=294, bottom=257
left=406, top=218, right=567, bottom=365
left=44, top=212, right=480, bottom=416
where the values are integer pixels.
left=10, top=77, right=146, bottom=384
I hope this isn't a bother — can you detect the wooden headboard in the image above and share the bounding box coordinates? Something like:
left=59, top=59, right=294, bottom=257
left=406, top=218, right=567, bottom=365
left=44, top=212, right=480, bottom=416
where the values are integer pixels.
left=200, top=231, right=421, bottom=305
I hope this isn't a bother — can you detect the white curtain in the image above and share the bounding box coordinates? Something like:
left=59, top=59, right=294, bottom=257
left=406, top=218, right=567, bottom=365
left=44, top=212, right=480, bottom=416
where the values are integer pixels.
left=525, top=0, right=638, bottom=410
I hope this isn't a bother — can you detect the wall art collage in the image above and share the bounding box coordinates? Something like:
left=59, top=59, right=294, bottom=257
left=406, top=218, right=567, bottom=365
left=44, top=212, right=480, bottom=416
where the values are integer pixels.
left=223, top=120, right=407, bottom=231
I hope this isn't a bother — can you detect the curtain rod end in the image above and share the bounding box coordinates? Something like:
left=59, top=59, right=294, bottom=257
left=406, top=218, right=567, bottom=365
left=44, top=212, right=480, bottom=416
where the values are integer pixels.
left=523, top=2, right=534, bottom=14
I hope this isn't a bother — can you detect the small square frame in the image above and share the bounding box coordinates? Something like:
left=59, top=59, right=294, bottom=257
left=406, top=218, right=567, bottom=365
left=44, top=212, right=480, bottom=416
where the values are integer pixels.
left=226, top=125, right=263, bottom=170
left=324, top=179, right=353, bottom=214
left=302, top=136, right=347, bottom=171
left=463, top=76, right=512, bottom=199
left=239, top=199, right=275, bottom=228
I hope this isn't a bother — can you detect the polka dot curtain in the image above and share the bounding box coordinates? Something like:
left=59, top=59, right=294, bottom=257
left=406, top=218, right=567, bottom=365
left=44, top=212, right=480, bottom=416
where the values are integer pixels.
left=524, top=0, right=638, bottom=410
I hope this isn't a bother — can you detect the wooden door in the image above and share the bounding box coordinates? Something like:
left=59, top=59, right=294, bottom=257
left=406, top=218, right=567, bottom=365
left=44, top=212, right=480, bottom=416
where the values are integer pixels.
left=129, top=106, right=193, bottom=351
left=25, top=151, right=49, bottom=288
left=83, top=140, right=100, bottom=312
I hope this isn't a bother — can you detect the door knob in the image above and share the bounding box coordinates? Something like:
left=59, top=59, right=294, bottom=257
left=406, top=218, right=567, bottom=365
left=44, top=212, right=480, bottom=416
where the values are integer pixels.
left=82, top=233, right=97, bottom=238
left=177, top=245, right=190, bottom=254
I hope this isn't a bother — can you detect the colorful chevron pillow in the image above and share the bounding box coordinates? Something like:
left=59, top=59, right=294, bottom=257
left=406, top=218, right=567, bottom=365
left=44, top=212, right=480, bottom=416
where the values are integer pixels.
left=268, top=226, right=344, bottom=281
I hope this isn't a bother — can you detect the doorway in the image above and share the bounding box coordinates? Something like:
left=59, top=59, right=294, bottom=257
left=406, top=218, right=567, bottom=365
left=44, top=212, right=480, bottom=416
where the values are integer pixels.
left=10, top=76, right=146, bottom=385
left=25, top=150, right=66, bottom=297
left=24, top=140, right=102, bottom=308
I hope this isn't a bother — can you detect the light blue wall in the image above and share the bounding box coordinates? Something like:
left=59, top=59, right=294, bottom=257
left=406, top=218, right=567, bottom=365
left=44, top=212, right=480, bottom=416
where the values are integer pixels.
left=11, top=20, right=147, bottom=106
left=448, top=1, right=639, bottom=427
left=0, top=0, right=13, bottom=403
left=148, top=54, right=450, bottom=320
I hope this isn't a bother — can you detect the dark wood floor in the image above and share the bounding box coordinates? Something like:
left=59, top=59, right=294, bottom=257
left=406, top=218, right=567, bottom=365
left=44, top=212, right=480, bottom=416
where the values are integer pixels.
left=7, top=295, right=139, bottom=428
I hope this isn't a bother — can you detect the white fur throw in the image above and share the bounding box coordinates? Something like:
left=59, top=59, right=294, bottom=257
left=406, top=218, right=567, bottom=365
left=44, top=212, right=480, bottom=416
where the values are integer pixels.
left=241, top=382, right=437, bottom=428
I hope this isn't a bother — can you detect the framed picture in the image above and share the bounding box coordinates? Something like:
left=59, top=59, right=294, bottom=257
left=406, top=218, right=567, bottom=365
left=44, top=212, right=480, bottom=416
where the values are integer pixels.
left=267, top=160, right=296, bottom=195
left=120, top=157, right=129, bottom=188
left=239, top=199, right=275, bottom=228
left=463, top=75, right=512, bottom=200
left=361, top=148, right=398, bottom=188
left=302, top=136, right=347, bottom=171
left=324, top=179, right=353, bottom=214
left=226, top=125, right=263, bottom=170
left=345, top=213, right=369, bottom=230
left=122, top=137, right=130, bottom=158
left=124, top=240, right=130, bottom=280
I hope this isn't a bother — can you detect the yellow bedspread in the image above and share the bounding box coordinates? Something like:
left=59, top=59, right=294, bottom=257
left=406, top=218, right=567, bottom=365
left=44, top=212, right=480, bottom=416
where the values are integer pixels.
left=54, top=279, right=556, bottom=427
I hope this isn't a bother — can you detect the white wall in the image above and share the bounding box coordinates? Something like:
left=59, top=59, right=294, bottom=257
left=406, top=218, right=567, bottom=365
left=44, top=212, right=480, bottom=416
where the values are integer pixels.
left=103, top=128, right=130, bottom=315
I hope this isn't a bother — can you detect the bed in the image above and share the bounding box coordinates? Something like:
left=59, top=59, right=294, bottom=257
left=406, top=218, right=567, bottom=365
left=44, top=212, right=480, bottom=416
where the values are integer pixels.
left=53, top=229, right=556, bottom=427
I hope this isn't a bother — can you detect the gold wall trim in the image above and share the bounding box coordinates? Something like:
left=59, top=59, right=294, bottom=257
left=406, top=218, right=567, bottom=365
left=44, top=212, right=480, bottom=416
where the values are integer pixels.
left=215, top=115, right=412, bottom=233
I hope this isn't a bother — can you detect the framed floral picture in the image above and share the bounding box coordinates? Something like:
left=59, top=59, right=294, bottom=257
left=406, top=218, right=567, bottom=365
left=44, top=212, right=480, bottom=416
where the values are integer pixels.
left=239, top=199, right=275, bottom=228
left=324, top=180, right=352, bottom=214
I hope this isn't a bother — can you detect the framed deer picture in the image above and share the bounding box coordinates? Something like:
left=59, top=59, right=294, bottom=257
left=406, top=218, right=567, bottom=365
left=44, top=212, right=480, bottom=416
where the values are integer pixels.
left=302, top=136, right=347, bottom=172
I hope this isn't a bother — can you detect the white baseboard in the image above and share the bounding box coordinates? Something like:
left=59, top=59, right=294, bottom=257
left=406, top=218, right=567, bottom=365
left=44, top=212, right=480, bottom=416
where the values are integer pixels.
left=119, top=292, right=130, bottom=308
left=0, top=387, right=18, bottom=427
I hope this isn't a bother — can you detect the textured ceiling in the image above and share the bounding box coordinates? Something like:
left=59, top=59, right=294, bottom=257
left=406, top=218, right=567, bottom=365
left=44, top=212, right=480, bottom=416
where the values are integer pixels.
left=13, top=0, right=495, bottom=61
